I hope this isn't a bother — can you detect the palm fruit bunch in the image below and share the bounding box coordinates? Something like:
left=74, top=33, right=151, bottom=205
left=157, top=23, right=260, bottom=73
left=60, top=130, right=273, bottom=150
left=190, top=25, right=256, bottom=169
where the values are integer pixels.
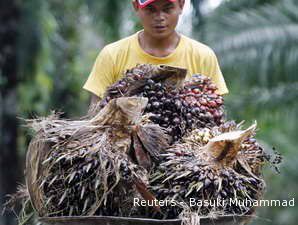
left=25, top=97, right=169, bottom=217
left=140, top=77, right=224, bottom=142
left=148, top=121, right=274, bottom=219
left=180, top=75, right=224, bottom=126
left=95, top=64, right=186, bottom=110
left=95, top=64, right=224, bottom=142
left=22, top=64, right=281, bottom=222
left=41, top=146, right=147, bottom=217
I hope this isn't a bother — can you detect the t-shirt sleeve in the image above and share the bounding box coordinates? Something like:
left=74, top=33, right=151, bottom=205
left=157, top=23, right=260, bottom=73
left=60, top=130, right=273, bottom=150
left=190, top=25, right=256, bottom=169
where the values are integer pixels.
left=202, top=49, right=229, bottom=95
left=83, top=47, right=115, bottom=98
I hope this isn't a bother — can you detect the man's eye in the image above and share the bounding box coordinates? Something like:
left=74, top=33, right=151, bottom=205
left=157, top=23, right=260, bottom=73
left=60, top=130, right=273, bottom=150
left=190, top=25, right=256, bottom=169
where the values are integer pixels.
left=146, top=7, right=155, bottom=13
left=163, top=7, right=174, bottom=13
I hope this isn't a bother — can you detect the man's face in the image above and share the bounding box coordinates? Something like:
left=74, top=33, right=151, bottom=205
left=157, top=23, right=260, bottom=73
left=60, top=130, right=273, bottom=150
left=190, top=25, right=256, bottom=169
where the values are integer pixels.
left=134, top=0, right=184, bottom=39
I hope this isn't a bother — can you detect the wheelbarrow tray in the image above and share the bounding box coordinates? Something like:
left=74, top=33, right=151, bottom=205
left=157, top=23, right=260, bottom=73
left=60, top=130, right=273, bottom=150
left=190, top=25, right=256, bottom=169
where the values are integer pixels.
left=39, top=215, right=249, bottom=225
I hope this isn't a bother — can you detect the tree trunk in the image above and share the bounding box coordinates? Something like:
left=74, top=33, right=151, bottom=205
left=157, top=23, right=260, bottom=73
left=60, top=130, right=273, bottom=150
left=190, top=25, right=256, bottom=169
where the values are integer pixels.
left=0, top=1, right=21, bottom=225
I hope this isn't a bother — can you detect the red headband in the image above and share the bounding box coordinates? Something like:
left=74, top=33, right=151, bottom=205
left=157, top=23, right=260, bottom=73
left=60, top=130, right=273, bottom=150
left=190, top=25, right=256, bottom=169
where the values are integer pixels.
left=136, top=0, right=176, bottom=9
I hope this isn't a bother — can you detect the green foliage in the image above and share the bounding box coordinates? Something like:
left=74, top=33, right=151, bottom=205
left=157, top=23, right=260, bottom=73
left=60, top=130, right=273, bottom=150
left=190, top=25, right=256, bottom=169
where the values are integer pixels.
left=86, top=0, right=131, bottom=41
left=205, top=0, right=298, bottom=86
left=192, top=0, right=298, bottom=224
left=11, top=0, right=298, bottom=224
left=211, top=0, right=279, bottom=14
left=18, top=0, right=92, bottom=118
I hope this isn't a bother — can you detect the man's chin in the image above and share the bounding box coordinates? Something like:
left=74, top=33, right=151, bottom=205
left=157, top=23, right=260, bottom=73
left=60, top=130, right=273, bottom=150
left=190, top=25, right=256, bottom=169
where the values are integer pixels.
left=150, top=31, right=173, bottom=39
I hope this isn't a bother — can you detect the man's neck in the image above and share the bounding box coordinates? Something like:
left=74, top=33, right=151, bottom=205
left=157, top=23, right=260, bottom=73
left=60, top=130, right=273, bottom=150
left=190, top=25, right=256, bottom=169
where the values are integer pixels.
left=138, top=30, right=181, bottom=57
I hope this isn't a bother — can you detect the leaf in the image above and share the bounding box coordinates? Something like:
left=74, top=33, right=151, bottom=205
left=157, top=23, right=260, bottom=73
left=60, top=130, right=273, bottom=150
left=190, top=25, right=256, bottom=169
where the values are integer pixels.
left=162, top=173, right=177, bottom=183
left=237, top=157, right=260, bottom=180
left=150, top=172, right=165, bottom=183
left=195, top=182, right=204, bottom=192
left=83, top=198, right=89, bottom=213
left=95, top=178, right=101, bottom=189
left=185, top=181, right=203, bottom=197
left=80, top=186, right=85, bottom=200
left=48, top=175, right=58, bottom=187
left=205, top=0, right=298, bottom=89
left=136, top=124, right=170, bottom=159
left=42, top=156, right=52, bottom=165
left=58, top=191, right=67, bottom=205
left=174, top=171, right=192, bottom=180
left=55, top=155, right=66, bottom=163
left=68, top=171, right=76, bottom=184
left=39, top=179, right=47, bottom=189
left=45, top=196, right=53, bottom=206
left=86, top=163, right=92, bottom=173
left=69, top=206, right=74, bottom=216
left=217, top=177, right=223, bottom=193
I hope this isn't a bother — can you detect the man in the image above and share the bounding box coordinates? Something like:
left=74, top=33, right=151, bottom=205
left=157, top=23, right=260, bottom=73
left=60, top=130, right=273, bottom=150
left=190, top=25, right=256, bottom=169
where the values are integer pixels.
left=83, top=0, right=228, bottom=106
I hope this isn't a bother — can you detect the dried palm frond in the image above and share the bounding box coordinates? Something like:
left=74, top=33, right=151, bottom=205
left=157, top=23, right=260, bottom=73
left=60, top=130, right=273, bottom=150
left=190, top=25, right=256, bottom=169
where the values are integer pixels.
left=25, top=97, right=169, bottom=217
left=149, top=122, right=273, bottom=219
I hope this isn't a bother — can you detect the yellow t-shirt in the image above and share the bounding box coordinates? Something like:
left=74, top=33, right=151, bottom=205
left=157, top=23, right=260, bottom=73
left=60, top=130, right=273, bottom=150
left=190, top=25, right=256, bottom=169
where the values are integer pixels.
left=83, top=31, right=228, bottom=98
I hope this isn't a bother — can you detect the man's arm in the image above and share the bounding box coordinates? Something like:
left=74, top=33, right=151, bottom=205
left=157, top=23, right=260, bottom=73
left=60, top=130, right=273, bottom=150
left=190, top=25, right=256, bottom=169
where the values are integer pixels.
left=83, top=46, right=115, bottom=106
left=203, top=49, right=229, bottom=95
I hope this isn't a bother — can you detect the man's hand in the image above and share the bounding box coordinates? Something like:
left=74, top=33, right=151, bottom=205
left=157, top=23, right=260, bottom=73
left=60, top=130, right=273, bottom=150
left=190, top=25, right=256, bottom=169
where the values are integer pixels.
left=87, top=94, right=102, bottom=115
left=89, top=94, right=101, bottom=109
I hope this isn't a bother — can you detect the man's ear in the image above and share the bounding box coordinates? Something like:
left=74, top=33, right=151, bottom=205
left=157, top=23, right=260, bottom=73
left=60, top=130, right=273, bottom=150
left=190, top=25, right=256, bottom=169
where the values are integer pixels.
left=132, top=0, right=139, bottom=11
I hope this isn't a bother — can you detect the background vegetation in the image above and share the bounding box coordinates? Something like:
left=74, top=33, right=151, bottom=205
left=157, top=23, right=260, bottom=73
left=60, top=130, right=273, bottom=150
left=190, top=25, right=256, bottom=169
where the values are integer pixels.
left=0, top=0, right=297, bottom=224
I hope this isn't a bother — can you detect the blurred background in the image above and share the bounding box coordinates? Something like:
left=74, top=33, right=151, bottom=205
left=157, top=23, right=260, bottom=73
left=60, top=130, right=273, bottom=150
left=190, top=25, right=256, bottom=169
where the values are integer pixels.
left=0, top=0, right=297, bottom=224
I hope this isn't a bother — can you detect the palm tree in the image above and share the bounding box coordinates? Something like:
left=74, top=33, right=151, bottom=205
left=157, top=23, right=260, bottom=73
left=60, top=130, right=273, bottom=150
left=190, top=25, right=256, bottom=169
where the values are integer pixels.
left=191, top=0, right=205, bottom=26
left=1, top=1, right=133, bottom=224
left=192, top=0, right=298, bottom=224
left=86, top=0, right=129, bottom=41
left=0, top=1, right=22, bottom=224
left=201, top=0, right=298, bottom=125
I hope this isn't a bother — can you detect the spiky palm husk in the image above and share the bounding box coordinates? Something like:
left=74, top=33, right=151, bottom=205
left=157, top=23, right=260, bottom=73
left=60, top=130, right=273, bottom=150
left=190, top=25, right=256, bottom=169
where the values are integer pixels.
left=23, top=64, right=282, bottom=221
left=92, top=64, right=225, bottom=142
left=40, top=139, right=147, bottom=217
left=25, top=97, right=168, bottom=217
left=148, top=122, right=268, bottom=219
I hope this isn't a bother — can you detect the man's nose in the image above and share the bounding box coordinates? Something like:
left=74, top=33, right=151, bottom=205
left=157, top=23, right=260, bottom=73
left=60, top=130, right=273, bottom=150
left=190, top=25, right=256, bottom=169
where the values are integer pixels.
left=153, top=10, right=166, bottom=22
